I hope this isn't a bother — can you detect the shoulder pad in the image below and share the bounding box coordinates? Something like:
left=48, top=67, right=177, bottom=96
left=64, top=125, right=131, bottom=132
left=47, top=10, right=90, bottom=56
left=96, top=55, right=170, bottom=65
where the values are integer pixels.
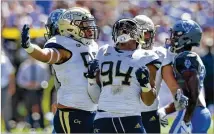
left=173, top=51, right=205, bottom=75
left=133, top=49, right=161, bottom=68
left=96, top=44, right=111, bottom=59
left=153, top=46, right=167, bottom=58
left=44, top=35, right=66, bottom=49
left=162, top=48, right=177, bottom=67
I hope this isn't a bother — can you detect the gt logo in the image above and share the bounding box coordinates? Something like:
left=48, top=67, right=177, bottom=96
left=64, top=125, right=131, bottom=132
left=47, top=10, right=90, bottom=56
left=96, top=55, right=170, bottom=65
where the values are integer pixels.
left=74, top=119, right=81, bottom=124
left=94, top=128, right=100, bottom=133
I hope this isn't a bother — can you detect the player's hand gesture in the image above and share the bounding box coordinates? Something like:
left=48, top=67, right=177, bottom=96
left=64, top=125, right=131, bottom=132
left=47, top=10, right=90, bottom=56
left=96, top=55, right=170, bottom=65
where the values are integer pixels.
left=157, top=107, right=168, bottom=127
left=87, top=59, right=99, bottom=79
left=174, top=89, right=189, bottom=111
left=21, top=24, right=31, bottom=48
left=135, top=66, right=150, bottom=88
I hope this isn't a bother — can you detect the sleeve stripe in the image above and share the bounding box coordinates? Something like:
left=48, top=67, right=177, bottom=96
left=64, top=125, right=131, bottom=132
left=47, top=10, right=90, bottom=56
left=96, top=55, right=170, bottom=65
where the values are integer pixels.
left=52, top=48, right=61, bottom=63
left=47, top=49, right=54, bottom=63
left=44, top=42, right=65, bottom=49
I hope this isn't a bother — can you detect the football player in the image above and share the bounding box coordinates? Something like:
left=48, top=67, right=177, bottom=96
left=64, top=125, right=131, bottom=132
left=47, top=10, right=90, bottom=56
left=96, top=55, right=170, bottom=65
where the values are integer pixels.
left=88, top=18, right=160, bottom=133
left=134, top=15, right=168, bottom=133
left=21, top=7, right=99, bottom=133
left=21, top=8, right=65, bottom=133
left=159, top=20, right=211, bottom=133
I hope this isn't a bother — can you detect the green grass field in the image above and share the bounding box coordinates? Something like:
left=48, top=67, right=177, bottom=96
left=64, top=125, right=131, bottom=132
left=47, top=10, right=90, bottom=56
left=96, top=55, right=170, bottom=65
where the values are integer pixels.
left=2, top=78, right=213, bottom=133
left=161, top=116, right=214, bottom=134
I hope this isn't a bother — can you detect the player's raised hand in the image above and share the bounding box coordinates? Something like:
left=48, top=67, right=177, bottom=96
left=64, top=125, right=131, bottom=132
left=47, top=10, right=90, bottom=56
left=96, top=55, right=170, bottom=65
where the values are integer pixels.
left=135, top=66, right=150, bottom=87
left=87, top=59, right=99, bottom=79
left=21, top=24, right=31, bottom=48
left=174, top=89, right=189, bottom=111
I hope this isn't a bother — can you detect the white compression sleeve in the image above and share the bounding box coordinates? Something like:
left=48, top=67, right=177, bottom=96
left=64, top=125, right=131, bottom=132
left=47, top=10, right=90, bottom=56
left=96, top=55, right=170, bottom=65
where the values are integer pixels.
left=88, top=78, right=101, bottom=104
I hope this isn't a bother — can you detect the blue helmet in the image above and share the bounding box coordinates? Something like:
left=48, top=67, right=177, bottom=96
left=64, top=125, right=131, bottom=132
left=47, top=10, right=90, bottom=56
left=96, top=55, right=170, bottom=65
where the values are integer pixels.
left=169, top=19, right=202, bottom=53
left=44, top=9, right=66, bottom=40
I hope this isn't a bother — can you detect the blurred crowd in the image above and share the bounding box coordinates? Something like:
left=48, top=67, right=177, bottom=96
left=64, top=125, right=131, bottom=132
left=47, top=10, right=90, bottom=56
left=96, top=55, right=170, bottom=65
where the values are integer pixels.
left=1, top=0, right=214, bottom=132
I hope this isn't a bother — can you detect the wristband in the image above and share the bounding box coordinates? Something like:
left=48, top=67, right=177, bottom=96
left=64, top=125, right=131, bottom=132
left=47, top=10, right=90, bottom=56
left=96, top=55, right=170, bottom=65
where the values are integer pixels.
left=88, top=78, right=97, bottom=84
left=141, top=83, right=152, bottom=92
left=141, top=87, right=152, bottom=92
left=24, top=44, right=34, bottom=53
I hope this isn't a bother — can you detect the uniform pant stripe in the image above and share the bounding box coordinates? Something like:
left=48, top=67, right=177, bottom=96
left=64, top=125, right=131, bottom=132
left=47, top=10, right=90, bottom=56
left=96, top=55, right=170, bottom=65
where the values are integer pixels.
left=59, top=110, right=66, bottom=133
left=173, top=109, right=186, bottom=134
left=118, top=117, right=125, bottom=133
left=64, top=112, right=70, bottom=134
left=112, top=118, right=118, bottom=133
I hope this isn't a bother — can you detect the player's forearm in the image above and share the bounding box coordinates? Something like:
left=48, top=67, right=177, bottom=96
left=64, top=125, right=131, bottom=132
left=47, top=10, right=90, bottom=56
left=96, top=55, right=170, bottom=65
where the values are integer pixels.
left=96, top=71, right=101, bottom=88
left=184, top=100, right=197, bottom=123
left=164, top=103, right=176, bottom=114
left=183, top=74, right=199, bottom=123
left=162, top=65, right=180, bottom=96
left=26, top=44, right=64, bottom=64
left=147, top=64, right=157, bottom=88
left=88, top=72, right=101, bottom=104
left=140, top=65, right=157, bottom=105
left=141, top=88, right=156, bottom=106
left=27, top=44, right=51, bottom=63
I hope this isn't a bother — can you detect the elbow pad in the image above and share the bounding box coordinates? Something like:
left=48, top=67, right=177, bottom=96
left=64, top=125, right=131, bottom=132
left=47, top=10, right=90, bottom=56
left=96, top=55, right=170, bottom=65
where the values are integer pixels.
left=88, top=78, right=101, bottom=104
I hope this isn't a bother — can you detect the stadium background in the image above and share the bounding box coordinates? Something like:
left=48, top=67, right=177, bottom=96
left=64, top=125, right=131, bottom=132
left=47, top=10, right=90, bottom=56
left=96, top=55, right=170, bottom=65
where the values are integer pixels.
left=1, top=0, right=213, bottom=133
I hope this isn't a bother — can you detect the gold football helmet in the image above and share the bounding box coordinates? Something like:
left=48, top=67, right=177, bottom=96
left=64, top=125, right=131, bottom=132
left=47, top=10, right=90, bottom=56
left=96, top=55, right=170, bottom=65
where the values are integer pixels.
left=58, top=7, right=99, bottom=44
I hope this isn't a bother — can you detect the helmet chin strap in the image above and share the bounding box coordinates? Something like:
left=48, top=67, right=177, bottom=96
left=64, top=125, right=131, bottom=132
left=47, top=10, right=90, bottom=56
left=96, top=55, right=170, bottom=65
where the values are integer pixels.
left=170, top=44, right=184, bottom=53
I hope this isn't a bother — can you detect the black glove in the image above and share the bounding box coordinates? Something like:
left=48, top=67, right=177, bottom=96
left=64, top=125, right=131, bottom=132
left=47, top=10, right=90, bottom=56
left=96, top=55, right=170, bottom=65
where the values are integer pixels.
left=135, top=66, right=150, bottom=87
left=87, top=59, right=99, bottom=79
left=21, top=24, right=31, bottom=48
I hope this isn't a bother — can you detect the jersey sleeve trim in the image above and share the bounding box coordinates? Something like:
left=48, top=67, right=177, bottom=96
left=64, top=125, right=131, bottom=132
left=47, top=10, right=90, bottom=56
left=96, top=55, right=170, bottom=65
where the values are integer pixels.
left=162, top=62, right=173, bottom=67
left=45, top=43, right=72, bottom=65
left=44, top=42, right=65, bottom=49
left=146, top=59, right=162, bottom=70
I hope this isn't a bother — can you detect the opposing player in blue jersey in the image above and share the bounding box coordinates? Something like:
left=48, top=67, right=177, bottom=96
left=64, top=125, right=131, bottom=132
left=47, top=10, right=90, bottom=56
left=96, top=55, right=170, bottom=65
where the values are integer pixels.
left=158, top=19, right=211, bottom=133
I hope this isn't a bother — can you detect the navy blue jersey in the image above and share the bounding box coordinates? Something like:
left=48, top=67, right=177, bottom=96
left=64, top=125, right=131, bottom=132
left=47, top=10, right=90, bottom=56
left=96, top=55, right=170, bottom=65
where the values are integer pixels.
left=173, top=51, right=206, bottom=93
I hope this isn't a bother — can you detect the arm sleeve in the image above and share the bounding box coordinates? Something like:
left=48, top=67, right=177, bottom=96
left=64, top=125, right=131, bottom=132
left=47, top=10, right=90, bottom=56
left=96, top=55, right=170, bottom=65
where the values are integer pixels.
left=88, top=78, right=101, bottom=104
left=44, top=42, right=65, bottom=49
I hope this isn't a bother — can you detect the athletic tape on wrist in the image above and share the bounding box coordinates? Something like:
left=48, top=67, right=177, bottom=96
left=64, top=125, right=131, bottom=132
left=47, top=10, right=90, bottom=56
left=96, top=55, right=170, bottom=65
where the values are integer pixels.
left=141, top=87, right=152, bottom=92
left=24, top=44, right=34, bottom=53
left=141, top=83, right=152, bottom=92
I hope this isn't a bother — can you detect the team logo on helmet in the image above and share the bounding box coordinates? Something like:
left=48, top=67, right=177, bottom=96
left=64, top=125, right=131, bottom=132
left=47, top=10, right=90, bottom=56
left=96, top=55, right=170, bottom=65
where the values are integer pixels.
left=182, top=21, right=194, bottom=33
